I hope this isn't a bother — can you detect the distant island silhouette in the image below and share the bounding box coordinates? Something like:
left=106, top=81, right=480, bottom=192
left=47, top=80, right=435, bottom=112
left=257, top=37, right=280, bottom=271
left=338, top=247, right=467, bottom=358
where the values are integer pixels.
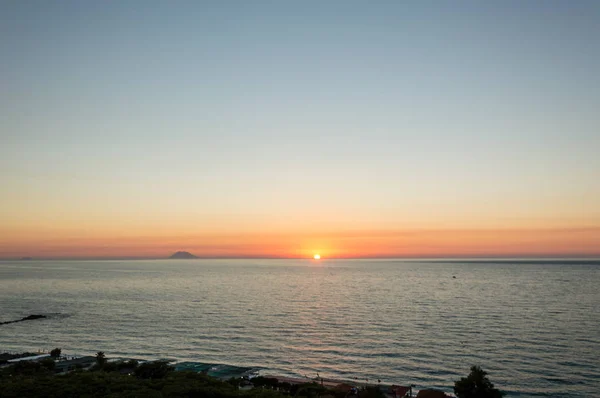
left=169, top=251, right=198, bottom=259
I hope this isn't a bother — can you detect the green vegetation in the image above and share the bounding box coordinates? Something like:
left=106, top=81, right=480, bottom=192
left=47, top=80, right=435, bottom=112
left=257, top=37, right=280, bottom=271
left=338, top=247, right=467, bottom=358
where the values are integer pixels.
left=2, top=354, right=505, bottom=398
left=134, top=360, right=174, bottom=379
left=1, top=357, right=55, bottom=376
left=0, top=355, right=390, bottom=398
left=91, top=359, right=139, bottom=373
left=454, top=366, right=504, bottom=398
left=0, top=361, right=283, bottom=398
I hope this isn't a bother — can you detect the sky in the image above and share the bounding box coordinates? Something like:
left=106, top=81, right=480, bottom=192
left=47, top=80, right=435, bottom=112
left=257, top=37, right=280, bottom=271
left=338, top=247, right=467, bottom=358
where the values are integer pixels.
left=1, top=1, right=599, bottom=259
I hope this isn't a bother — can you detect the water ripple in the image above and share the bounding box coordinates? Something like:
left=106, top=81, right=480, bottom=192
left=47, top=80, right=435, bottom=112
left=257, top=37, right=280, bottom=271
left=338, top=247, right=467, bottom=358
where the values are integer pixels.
left=1, top=259, right=599, bottom=397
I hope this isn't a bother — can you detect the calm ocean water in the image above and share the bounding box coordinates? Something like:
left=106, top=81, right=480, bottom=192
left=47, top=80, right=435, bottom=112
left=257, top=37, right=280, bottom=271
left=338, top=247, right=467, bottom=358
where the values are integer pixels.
left=1, top=259, right=599, bottom=397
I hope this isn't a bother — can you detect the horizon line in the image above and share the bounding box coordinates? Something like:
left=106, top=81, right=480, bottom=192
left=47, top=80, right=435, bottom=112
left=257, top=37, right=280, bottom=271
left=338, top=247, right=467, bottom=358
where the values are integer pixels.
left=2, top=254, right=600, bottom=261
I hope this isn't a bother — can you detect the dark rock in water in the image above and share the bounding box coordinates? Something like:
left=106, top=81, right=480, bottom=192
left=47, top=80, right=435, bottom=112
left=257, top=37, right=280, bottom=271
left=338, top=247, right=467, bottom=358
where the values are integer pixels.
left=0, top=314, right=47, bottom=326
left=21, top=314, right=46, bottom=321
left=169, top=251, right=198, bottom=259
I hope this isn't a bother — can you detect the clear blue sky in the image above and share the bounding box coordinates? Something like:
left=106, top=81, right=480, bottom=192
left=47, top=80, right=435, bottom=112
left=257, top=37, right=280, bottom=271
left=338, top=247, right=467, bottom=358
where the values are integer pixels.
left=1, top=1, right=599, bottom=258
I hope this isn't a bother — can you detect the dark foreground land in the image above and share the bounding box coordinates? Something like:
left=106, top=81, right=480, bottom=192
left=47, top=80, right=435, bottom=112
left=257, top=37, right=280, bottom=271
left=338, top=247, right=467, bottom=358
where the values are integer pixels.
left=0, top=351, right=503, bottom=398
left=0, top=359, right=385, bottom=398
left=0, top=370, right=279, bottom=398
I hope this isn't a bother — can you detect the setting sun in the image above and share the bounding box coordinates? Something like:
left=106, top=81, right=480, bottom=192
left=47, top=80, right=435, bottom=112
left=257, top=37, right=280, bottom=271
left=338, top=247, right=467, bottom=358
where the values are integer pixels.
left=313, top=254, right=321, bottom=260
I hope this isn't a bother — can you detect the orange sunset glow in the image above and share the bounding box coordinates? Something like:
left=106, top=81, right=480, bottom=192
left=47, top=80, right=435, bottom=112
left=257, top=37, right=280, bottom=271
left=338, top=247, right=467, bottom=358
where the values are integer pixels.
left=2, top=174, right=600, bottom=259
left=1, top=222, right=599, bottom=259
left=1, top=1, right=599, bottom=261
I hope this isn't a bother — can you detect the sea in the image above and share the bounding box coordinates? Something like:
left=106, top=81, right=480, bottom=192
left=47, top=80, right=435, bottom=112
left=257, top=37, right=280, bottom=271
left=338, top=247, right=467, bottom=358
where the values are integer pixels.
left=1, top=259, right=599, bottom=397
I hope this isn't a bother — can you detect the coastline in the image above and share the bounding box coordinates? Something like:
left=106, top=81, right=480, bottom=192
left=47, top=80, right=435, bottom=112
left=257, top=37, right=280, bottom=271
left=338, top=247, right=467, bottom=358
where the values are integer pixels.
left=1, top=350, right=455, bottom=397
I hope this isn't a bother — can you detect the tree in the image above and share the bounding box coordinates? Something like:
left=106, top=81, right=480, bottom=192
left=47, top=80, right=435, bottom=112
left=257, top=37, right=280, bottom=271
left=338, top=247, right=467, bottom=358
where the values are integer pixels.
left=454, top=366, right=504, bottom=398
left=251, top=376, right=279, bottom=389
left=95, top=352, right=106, bottom=367
left=133, top=360, right=174, bottom=379
left=50, top=348, right=62, bottom=359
